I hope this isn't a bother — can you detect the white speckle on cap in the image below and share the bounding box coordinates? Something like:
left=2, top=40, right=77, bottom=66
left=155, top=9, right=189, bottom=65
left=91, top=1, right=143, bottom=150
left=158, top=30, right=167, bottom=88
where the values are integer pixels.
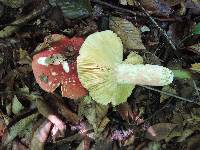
left=62, top=61, right=69, bottom=73
left=37, top=57, right=48, bottom=66
left=52, top=72, right=58, bottom=76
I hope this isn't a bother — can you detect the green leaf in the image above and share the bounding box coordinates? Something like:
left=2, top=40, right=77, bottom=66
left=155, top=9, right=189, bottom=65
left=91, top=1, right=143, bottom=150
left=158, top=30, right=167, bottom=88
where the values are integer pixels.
left=2, top=113, right=38, bottom=146
left=12, top=95, right=24, bottom=114
left=172, top=69, right=192, bottom=79
left=78, top=96, right=109, bottom=134
left=192, top=22, right=200, bottom=35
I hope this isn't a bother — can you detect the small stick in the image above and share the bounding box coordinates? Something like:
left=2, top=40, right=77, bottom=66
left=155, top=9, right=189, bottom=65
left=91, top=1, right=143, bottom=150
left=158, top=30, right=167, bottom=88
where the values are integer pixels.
left=136, top=1, right=177, bottom=52
left=140, top=85, right=200, bottom=105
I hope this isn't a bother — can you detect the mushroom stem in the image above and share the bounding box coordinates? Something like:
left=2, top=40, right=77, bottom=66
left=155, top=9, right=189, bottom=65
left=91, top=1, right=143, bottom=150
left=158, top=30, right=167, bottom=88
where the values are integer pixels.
left=115, top=64, right=174, bottom=86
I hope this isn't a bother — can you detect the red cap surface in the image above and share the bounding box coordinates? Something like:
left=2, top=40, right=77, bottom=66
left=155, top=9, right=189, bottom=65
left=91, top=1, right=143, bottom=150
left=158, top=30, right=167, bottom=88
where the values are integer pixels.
left=32, top=34, right=87, bottom=99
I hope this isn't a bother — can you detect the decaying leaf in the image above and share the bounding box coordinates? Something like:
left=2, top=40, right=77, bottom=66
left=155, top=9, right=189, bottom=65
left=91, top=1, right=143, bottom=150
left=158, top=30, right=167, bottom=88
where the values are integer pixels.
left=49, top=0, right=92, bottom=19
left=143, top=141, right=161, bottom=150
left=140, top=0, right=175, bottom=15
left=188, top=43, right=200, bottom=54
left=0, top=0, right=24, bottom=8
left=78, top=96, right=109, bottom=134
left=119, top=0, right=134, bottom=5
left=109, top=16, right=145, bottom=51
left=12, top=95, right=24, bottom=114
left=191, top=63, right=200, bottom=73
left=1, top=113, right=38, bottom=147
left=145, top=123, right=177, bottom=141
left=160, top=85, right=176, bottom=103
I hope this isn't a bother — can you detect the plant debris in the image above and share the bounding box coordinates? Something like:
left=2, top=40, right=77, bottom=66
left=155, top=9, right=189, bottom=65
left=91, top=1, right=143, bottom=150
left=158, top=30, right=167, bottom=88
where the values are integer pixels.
left=0, top=0, right=200, bottom=149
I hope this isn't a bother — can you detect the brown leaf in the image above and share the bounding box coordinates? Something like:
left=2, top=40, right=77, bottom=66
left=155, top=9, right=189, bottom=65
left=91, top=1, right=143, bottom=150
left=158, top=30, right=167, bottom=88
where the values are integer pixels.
left=109, top=16, right=145, bottom=51
left=145, top=123, right=177, bottom=141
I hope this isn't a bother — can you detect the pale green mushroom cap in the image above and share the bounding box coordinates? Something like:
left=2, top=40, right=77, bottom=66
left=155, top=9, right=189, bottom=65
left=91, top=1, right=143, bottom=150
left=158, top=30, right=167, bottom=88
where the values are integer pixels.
left=77, top=30, right=140, bottom=105
left=77, top=30, right=173, bottom=106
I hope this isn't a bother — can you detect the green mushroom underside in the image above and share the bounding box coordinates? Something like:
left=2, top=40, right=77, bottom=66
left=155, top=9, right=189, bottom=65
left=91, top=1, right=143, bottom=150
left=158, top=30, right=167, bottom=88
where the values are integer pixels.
left=77, top=30, right=143, bottom=106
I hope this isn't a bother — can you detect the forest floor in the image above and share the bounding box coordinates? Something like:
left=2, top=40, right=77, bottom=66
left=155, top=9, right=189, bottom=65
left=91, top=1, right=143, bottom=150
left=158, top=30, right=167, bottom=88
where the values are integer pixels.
left=0, top=0, right=200, bottom=149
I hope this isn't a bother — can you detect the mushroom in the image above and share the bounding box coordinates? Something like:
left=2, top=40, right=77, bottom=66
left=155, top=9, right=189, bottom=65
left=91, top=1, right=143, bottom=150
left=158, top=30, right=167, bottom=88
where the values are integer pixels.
left=77, top=30, right=173, bottom=105
left=32, top=34, right=87, bottom=99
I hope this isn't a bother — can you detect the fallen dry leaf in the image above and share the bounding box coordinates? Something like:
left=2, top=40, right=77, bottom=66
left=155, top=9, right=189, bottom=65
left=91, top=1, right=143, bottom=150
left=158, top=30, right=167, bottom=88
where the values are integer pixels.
left=145, top=123, right=177, bottom=141
left=109, top=16, right=145, bottom=51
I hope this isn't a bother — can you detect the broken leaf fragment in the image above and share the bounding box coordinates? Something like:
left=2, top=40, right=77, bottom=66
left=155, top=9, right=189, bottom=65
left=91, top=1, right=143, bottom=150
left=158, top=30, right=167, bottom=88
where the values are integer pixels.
left=109, top=17, right=145, bottom=51
left=12, top=95, right=24, bottom=114
left=192, top=22, right=200, bottom=35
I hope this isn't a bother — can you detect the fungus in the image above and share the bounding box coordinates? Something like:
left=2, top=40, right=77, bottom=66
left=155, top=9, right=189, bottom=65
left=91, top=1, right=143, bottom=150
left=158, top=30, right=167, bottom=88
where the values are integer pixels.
left=77, top=30, right=173, bottom=105
left=32, top=34, right=87, bottom=99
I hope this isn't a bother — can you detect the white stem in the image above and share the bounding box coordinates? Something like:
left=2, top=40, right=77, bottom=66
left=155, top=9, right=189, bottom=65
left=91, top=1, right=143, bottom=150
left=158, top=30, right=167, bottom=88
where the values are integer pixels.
left=115, top=64, right=173, bottom=86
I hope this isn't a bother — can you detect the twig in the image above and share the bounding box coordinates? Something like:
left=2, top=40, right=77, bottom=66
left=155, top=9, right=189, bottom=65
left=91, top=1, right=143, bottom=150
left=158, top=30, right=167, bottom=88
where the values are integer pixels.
left=0, top=4, right=50, bottom=38
left=90, top=0, right=145, bottom=17
left=139, top=85, right=200, bottom=106
left=136, top=1, right=177, bottom=52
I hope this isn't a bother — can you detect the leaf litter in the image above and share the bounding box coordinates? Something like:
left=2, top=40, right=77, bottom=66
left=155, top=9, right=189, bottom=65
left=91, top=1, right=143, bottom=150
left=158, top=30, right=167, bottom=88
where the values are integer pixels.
left=0, top=0, right=200, bottom=149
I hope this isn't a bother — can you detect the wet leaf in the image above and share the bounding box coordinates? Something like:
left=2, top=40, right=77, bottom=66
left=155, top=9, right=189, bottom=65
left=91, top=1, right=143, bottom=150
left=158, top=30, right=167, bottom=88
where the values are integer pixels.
left=192, top=22, right=200, bottom=35
left=2, top=113, right=38, bottom=146
left=109, top=16, right=145, bottom=51
left=49, top=0, right=91, bottom=19
left=188, top=43, right=200, bottom=54
left=160, top=85, right=176, bottom=103
left=0, top=0, right=24, bottom=8
left=145, top=123, right=177, bottom=141
left=78, top=96, right=109, bottom=134
left=12, top=95, right=24, bottom=114
left=143, top=141, right=161, bottom=150
left=140, top=0, right=174, bottom=15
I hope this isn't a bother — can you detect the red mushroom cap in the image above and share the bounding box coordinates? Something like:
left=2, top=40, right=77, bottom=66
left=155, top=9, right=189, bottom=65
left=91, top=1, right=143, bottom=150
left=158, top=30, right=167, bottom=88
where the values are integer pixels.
left=32, top=34, right=87, bottom=99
